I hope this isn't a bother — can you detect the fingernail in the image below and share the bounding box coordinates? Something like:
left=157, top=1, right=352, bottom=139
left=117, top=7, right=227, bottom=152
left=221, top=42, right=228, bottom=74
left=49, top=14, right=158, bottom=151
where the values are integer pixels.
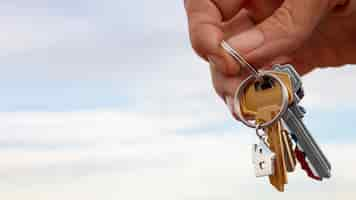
left=225, top=96, right=241, bottom=121
left=208, top=55, right=225, bottom=71
left=227, top=28, right=264, bottom=54
left=269, top=56, right=291, bottom=66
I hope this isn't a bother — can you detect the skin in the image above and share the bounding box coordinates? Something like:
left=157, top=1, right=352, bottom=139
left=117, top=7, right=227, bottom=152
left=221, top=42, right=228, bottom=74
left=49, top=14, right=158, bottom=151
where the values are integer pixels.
left=184, top=0, right=356, bottom=119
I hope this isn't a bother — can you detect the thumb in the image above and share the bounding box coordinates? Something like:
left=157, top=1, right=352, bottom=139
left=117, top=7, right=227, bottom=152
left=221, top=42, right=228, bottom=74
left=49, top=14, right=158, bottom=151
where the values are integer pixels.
left=227, top=0, right=335, bottom=66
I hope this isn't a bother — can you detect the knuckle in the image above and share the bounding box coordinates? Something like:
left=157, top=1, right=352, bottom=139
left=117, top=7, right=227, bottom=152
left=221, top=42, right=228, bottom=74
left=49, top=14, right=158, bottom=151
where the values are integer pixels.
left=183, top=0, right=193, bottom=12
left=189, top=25, right=206, bottom=57
left=188, top=18, right=216, bottom=58
left=270, top=5, right=308, bottom=44
left=190, top=40, right=205, bottom=59
left=273, top=6, right=296, bottom=35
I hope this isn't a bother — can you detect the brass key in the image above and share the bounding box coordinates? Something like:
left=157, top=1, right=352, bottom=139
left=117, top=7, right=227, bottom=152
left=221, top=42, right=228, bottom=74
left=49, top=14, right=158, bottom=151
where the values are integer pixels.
left=256, top=105, right=288, bottom=192
left=240, top=71, right=294, bottom=118
left=236, top=71, right=295, bottom=192
left=282, top=130, right=297, bottom=172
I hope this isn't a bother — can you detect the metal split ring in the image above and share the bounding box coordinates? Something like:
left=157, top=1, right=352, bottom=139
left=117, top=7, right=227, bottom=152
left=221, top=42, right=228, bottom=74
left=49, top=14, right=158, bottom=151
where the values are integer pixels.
left=255, top=123, right=265, bottom=139
left=255, top=123, right=270, bottom=146
left=234, top=71, right=289, bottom=129
left=221, top=40, right=259, bottom=77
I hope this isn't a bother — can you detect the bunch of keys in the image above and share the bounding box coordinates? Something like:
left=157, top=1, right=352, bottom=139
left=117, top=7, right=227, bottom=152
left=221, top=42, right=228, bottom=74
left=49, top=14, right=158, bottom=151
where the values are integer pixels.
left=221, top=41, right=331, bottom=192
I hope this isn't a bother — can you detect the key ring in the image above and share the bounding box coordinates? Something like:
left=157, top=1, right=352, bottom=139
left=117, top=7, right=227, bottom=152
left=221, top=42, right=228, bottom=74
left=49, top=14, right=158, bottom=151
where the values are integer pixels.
left=234, top=71, right=289, bottom=129
left=256, top=123, right=269, bottom=146
left=220, top=40, right=288, bottom=128
left=255, top=123, right=265, bottom=140
left=221, top=40, right=259, bottom=77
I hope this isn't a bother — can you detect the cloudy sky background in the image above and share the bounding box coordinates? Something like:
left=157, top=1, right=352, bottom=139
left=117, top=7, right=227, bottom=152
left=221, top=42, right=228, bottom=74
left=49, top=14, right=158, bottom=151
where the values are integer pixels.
left=0, top=0, right=356, bottom=199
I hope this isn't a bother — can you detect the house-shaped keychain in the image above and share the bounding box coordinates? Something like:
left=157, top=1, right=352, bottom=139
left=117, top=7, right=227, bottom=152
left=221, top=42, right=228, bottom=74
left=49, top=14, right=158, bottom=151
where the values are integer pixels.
left=252, top=141, right=276, bottom=177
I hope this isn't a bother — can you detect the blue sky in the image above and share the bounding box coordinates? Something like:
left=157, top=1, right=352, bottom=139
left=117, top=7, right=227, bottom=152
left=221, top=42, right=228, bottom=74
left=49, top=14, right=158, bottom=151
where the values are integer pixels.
left=0, top=0, right=356, bottom=199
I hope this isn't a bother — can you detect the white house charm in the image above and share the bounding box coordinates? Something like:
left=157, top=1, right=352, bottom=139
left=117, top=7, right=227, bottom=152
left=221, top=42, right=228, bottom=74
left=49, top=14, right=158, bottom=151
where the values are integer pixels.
left=252, top=140, right=276, bottom=177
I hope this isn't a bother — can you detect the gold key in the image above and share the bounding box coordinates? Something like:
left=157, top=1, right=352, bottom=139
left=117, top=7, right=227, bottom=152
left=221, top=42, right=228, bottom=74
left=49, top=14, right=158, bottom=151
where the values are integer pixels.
left=236, top=71, right=295, bottom=192
left=240, top=71, right=294, bottom=118
left=256, top=105, right=288, bottom=192
left=281, top=129, right=297, bottom=172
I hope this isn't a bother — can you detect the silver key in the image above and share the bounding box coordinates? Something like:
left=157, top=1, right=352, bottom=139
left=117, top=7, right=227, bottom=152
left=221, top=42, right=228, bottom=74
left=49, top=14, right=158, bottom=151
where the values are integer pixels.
left=252, top=138, right=276, bottom=177
left=277, top=64, right=331, bottom=168
left=273, top=64, right=331, bottom=178
left=283, top=108, right=331, bottom=178
left=273, top=64, right=304, bottom=102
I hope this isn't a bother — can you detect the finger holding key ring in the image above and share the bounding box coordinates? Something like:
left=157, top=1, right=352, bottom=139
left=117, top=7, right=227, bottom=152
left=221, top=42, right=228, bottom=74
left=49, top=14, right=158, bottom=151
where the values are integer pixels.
left=234, top=72, right=289, bottom=129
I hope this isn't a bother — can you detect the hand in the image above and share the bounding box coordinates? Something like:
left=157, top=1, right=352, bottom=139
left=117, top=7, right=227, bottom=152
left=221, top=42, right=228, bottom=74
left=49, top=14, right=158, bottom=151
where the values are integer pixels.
left=184, top=0, right=356, bottom=118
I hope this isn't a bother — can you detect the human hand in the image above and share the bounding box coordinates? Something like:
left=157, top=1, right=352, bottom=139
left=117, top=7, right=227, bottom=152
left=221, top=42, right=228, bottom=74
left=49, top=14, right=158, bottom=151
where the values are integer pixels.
left=184, top=0, right=356, bottom=118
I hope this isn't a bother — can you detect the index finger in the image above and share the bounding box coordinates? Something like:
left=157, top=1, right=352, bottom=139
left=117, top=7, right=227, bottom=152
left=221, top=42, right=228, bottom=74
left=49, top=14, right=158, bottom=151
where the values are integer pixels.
left=184, top=0, right=248, bottom=75
left=184, top=0, right=223, bottom=60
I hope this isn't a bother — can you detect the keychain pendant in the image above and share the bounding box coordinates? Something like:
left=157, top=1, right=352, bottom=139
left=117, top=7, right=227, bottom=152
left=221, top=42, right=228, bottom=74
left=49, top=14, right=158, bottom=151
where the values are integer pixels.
left=252, top=140, right=276, bottom=177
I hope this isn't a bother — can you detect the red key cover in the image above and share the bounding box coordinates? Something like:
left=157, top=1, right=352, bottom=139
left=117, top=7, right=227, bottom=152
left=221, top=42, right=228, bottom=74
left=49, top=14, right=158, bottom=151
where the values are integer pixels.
left=295, top=147, right=322, bottom=181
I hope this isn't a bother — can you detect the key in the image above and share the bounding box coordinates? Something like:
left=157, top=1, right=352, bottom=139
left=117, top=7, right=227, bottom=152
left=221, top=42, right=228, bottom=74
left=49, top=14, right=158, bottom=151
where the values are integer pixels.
left=295, top=146, right=322, bottom=180
left=240, top=71, right=294, bottom=117
left=277, top=64, right=331, bottom=177
left=272, top=64, right=304, bottom=101
left=281, top=130, right=296, bottom=172
left=237, top=71, right=293, bottom=191
left=273, top=64, right=332, bottom=179
left=252, top=136, right=276, bottom=177
left=256, top=105, right=288, bottom=192
left=284, top=109, right=331, bottom=178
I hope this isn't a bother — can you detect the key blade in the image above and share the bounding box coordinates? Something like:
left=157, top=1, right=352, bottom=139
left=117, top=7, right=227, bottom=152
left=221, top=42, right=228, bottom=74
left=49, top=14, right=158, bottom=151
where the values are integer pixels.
left=283, top=108, right=331, bottom=178
left=256, top=106, right=287, bottom=192
left=286, top=107, right=331, bottom=169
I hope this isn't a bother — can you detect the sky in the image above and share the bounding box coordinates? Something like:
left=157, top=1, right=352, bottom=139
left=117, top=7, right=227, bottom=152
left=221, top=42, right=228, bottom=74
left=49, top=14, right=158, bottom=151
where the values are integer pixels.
left=0, top=0, right=356, bottom=199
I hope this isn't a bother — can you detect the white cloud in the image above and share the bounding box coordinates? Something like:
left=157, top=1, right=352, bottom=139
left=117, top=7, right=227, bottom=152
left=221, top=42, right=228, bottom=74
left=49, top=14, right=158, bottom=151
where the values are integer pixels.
left=0, top=0, right=355, bottom=198
left=0, top=15, right=90, bottom=54
left=2, top=0, right=353, bottom=114
left=302, top=65, right=356, bottom=110
left=0, top=111, right=354, bottom=199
